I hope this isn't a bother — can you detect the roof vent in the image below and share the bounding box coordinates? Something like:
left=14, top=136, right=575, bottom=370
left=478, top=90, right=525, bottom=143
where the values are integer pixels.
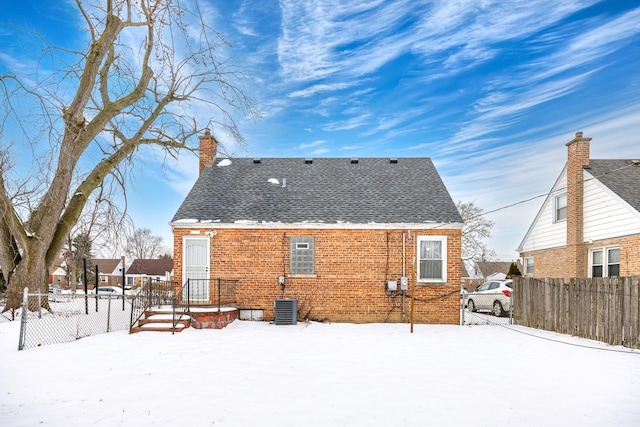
left=389, top=158, right=398, bottom=164
left=253, top=158, right=261, bottom=164
left=350, top=158, right=359, bottom=164
left=304, top=158, right=313, bottom=164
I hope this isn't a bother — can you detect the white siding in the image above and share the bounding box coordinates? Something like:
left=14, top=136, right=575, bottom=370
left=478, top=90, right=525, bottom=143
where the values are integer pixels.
left=583, top=171, right=640, bottom=241
left=519, top=171, right=567, bottom=252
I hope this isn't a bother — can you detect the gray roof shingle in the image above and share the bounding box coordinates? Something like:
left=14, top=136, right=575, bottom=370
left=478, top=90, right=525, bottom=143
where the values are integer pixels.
left=126, top=259, right=174, bottom=275
left=588, top=160, right=640, bottom=212
left=172, top=158, right=462, bottom=225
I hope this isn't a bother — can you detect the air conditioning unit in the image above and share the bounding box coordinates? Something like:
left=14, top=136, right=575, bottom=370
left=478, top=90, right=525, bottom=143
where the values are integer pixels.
left=274, top=299, right=297, bottom=325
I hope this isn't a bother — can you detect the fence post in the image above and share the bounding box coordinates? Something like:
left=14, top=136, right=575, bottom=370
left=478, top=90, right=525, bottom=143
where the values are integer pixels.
left=18, top=288, right=29, bottom=350
left=121, top=256, right=126, bottom=311
left=107, top=295, right=112, bottom=332
left=95, top=265, right=100, bottom=312
left=218, top=278, right=222, bottom=312
left=460, top=280, right=465, bottom=326
left=84, top=258, right=88, bottom=315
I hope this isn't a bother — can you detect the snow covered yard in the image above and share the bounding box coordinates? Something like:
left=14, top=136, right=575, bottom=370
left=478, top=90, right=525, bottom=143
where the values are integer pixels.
left=1, top=319, right=639, bottom=426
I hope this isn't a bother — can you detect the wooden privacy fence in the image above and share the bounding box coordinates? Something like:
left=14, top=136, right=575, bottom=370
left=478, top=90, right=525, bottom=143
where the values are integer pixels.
left=512, top=276, right=640, bottom=349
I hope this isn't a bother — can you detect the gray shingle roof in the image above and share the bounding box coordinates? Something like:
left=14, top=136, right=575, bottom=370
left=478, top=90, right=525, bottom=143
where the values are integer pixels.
left=126, top=259, right=174, bottom=275
left=588, top=160, right=640, bottom=212
left=172, top=158, right=462, bottom=225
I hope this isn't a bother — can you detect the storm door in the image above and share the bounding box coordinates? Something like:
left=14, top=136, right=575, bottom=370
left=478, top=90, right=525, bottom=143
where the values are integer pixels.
left=182, top=236, right=210, bottom=302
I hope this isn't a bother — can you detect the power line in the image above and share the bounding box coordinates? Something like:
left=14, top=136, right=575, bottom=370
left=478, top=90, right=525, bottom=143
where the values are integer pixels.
left=468, top=161, right=638, bottom=220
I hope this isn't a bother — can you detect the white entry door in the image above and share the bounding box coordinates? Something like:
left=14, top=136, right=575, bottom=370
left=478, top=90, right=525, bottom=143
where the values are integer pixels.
left=183, top=236, right=210, bottom=302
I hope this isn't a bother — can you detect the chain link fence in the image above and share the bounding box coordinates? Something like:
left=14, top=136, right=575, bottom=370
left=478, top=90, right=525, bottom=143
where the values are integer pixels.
left=16, top=289, right=133, bottom=350
left=461, top=290, right=513, bottom=325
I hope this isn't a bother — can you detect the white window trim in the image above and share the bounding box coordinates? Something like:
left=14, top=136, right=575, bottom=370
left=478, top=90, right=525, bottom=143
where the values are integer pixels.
left=524, top=257, right=534, bottom=276
left=417, top=236, right=447, bottom=284
left=588, top=246, right=620, bottom=278
left=553, top=193, right=567, bottom=223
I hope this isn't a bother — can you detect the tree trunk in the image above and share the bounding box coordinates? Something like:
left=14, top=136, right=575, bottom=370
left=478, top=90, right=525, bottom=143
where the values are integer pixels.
left=3, top=253, right=50, bottom=312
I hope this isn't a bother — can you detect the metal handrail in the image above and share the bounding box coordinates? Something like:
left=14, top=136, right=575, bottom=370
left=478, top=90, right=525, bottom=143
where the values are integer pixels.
left=130, top=278, right=238, bottom=333
left=129, top=279, right=181, bottom=333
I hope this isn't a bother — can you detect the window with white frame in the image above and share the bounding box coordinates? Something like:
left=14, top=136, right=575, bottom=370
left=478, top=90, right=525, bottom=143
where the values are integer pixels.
left=524, top=257, right=534, bottom=276
left=290, top=236, right=315, bottom=274
left=590, top=247, right=620, bottom=278
left=417, top=236, right=447, bottom=282
left=554, top=193, right=567, bottom=222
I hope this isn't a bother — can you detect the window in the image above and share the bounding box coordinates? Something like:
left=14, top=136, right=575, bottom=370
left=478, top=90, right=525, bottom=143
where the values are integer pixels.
left=290, top=236, right=315, bottom=274
left=127, top=277, right=135, bottom=285
left=590, top=247, right=620, bottom=278
left=417, top=236, right=447, bottom=282
left=554, top=193, right=567, bottom=222
left=524, top=257, right=534, bottom=276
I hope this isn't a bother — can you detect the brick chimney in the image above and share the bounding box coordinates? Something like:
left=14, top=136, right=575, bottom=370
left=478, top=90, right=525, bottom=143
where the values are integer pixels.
left=199, top=129, right=218, bottom=174
left=565, top=131, right=591, bottom=278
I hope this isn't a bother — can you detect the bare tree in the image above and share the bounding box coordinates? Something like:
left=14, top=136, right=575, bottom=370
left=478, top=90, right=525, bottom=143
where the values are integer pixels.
left=123, top=227, right=164, bottom=260
left=457, top=201, right=496, bottom=262
left=0, top=0, right=254, bottom=310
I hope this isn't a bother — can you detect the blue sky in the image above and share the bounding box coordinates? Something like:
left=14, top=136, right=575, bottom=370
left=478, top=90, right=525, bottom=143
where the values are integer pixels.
left=2, top=0, right=640, bottom=261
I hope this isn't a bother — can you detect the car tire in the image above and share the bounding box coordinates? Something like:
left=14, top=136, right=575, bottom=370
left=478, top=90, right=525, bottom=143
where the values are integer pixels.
left=493, top=301, right=505, bottom=317
left=468, top=299, right=476, bottom=312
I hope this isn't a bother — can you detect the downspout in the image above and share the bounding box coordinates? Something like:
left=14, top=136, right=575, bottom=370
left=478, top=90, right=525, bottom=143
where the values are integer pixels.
left=402, top=232, right=406, bottom=319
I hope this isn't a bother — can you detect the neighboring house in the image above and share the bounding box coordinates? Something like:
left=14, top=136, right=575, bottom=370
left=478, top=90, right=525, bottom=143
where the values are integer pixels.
left=92, top=259, right=126, bottom=287
left=518, top=132, right=640, bottom=281
left=48, top=258, right=68, bottom=287
left=170, top=131, right=464, bottom=324
left=125, top=258, right=173, bottom=288
left=460, top=261, right=472, bottom=290
left=465, top=260, right=522, bottom=290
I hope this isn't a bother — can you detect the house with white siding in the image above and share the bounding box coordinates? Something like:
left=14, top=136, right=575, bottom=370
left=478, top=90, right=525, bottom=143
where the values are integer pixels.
left=518, top=132, right=640, bottom=281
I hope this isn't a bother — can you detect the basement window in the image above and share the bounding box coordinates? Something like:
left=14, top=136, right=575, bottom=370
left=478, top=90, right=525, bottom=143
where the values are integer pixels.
left=290, top=236, right=315, bottom=274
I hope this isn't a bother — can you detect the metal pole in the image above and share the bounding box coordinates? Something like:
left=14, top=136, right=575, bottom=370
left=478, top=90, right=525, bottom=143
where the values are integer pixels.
left=107, top=294, right=112, bottom=332
left=187, top=279, right=191, bottom=312
left=218, top=278, right=221, bottom=312
left=410, top=278, right=415, bottom=333
left=121, top=256, right=126, bottom=311
left=95, top=265, right=99, bottom=312
left=460, top=280, right=464, bottom=326
left=83, top=258, right=88, bottom=315
left=18, top=288, right=29, bottom=350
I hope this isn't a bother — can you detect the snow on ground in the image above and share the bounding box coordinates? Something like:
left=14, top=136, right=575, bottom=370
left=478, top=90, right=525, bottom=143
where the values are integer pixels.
left=1, top=319, right=639, bottom=427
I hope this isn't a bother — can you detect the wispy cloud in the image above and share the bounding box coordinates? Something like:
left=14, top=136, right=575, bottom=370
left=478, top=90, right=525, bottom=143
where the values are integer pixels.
left=298, top=140, right=326, bottom=149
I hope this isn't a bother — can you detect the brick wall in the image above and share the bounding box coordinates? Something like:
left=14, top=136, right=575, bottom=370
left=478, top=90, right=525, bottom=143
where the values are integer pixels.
left=198, top=131, right=217, bottom=174
left=586, top=234, right=640, bottom=277
left=520, top=247, right=567, bottom=279
left=521, top=233, right=640, bottom=281
left=173, top=227, right=462, bottom=324
left=565, top=132, right=591, bottom=278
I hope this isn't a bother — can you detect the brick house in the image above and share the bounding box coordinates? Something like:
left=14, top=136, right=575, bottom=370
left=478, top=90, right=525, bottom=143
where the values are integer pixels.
left=518, top=132, right=640, bottom=281
left=125, top=258, right=173, bottom=288
left=465, top=260, right=524, bottom=290
left=170, top=132, right=463, bottom=324
left=92, top=258, right=126, bottom=287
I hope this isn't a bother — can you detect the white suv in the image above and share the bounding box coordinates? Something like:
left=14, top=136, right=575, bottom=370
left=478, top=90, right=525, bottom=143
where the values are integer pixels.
left=467, top=280, right=513, bottom=317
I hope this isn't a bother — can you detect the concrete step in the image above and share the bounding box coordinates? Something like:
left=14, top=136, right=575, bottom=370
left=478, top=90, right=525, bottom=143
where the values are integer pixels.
left=131, top=322, right=187, bottom=333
